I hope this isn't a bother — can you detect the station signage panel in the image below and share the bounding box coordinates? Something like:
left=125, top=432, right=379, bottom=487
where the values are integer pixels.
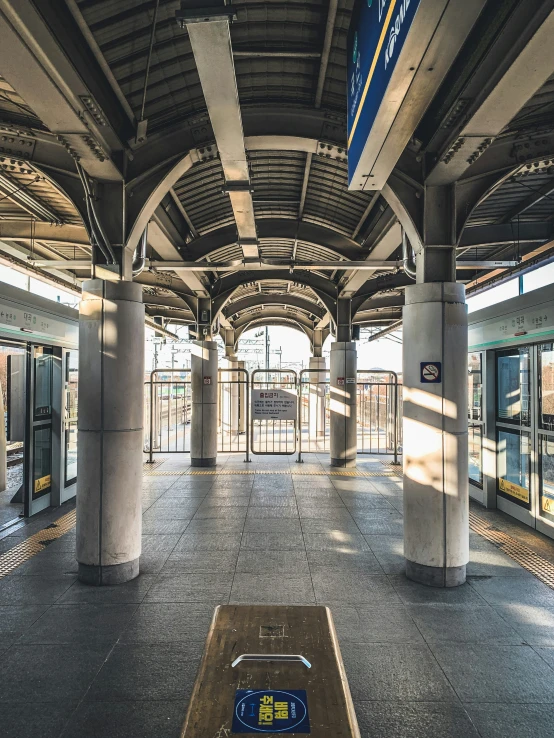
left=251, top=389, right=297, bottom=420
left=347, top=0, right=482, bottom=190
left=347, top=0, right=422, bottom=189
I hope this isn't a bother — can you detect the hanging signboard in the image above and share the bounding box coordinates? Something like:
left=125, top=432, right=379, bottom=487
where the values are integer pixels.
left=347, top=0, right=485, bottom=190
left=251, top=389, right=297, bottom=420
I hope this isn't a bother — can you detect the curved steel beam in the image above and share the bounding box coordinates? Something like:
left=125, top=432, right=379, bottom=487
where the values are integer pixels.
left=224, top=294, right=325, bottom=320
left=233, top=309, right=314, bottom=333
left=211, top=270, right=336, bottom=320
left=235, top=317, right=313, bottom=343
left=186, top=219, right=363, bottom=261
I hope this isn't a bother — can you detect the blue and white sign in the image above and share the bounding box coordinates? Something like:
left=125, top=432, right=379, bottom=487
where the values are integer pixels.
left=420, top=362, right=442, bottom=384
left=232, top=689, right=310, bottom=733
left=347, top=0, right=422, bottom=188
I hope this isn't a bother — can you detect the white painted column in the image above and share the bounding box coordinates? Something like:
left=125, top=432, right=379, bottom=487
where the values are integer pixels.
left=330, top=342, right=357, bottom=467
left=309, top=356, right=326, bottom=439
left=76, top=280, right=144, bottom=585
left=191, top=341, right=218, bottom=467
left=402, top=282, right=469, bottom=587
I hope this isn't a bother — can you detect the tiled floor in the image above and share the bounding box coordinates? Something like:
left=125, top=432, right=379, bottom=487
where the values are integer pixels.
left=0, top=453, right=554, bottom=737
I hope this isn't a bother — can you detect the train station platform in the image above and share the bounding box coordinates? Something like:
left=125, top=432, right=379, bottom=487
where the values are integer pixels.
left=0, top=455, right=553, bottom=738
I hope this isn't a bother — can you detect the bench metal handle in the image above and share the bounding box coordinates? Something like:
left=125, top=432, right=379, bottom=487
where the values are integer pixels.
left=231, top=654, right=311, bottom=669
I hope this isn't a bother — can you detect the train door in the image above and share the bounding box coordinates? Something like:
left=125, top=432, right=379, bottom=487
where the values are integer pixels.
left=25, top=345, right=54, bottom=516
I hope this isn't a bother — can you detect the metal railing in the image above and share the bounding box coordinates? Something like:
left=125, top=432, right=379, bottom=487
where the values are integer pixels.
left=357, top=370, right=400, bottom=463
left=218, top=366, right=250, bottom=460
left=145, top=369, right=191, bottom=462
left=297, top=368, right=330, bottom=462
left=251, top=369, right=298, bottom=455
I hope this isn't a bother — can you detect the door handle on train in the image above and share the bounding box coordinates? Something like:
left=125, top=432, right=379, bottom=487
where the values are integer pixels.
left=231, top=654, right=311, bottom=668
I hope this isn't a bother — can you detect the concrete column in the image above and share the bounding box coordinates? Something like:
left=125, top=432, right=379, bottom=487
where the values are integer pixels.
left=330, top=342, right=357, bottom=467
left=191, top=340, right=218, bottom=467
left=309, top=356, right=326, bottom=439
left=402, top=282, right=469, bottom=587
left=76, top=280, right=144, bottom=585
left=237, top=359, right=246, bottom=433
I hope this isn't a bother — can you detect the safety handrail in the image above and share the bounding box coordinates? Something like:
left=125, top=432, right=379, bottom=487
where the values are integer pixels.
left=357, top=369, right=400, bottom=465
left=148, top=368, right=191, bottom=463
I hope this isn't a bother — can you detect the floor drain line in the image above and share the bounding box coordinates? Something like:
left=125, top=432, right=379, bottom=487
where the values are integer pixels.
left=469, top=511, right=554, bottom=589
left=0, top=509, right=76, bottom=579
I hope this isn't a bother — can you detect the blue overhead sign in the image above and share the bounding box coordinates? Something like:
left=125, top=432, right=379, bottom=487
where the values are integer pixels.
left=347, top=0, right=422, bottom=188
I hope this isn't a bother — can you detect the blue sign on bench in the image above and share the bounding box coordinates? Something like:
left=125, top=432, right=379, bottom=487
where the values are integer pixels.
left=232, top=689, right=311, bottom=733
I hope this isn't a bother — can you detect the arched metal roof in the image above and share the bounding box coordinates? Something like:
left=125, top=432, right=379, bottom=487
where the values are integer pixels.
left=0, top=0, right=552, bottom=334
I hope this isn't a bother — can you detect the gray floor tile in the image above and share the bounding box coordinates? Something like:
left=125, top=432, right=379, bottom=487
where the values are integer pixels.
left=18, top=603, right=137, bottom=645
left=164, top=549, right=238, bottom=571
left=144, top=573, right=232, bottom=602
left=138, top=554, right=171, bottom=576
left=184, top=518, right=245, bottom=533
left=306, top=549, right=385, bottom=572
left=193, top=506, right=248, bottom=519
left=61, top=700, right=187, bottom=738
left=312, top=570, right=400, bottom=605
left=0, top=643, right=112, bottom=702
left=10, top=552, right=78, bottom=577
left=432, top=643, right=554, bottom=702
left=230, top=573, right=315, bottom=604
left=120, top=602, right=214, bottom=643
left=141, top=534, right=182, bottom=554
left=341, top=643, right=456, bottom=702
left=467, top=575, right=554, bottom=607
left=172, top=533, right=242, bottom=551
left=243, top=518, right=302, bottom=533
left=58, top=576, right=156, bottom=605
left=247, top=507, right=299, bottom=519
left=364, top=534, right=405, bottom=574
left=198, top=497, right=251, bottom=508
left=467, top=546, right=529, bottom=576
left=466, top=703, right=554, bottom=738
left=331, top=605, right=423, bottom=643
left=354, top=702, right=480, bottom=738
left=141, top=519, right=191, bottom=535
left=86, top=642, right=203, bottom=701
left=300, top=519, right=360, bottom=534
left=0, top=605, right=49, bottom=649
left=0, top=575, right=76, bottom=605
left=495, top=604, right=554, bottom=645
left=241, top=532, right=305, bottom=550
left=236, top=549, right=309, bottom=574
left=355, top=516, right=404, bottom=535
left=0, top=701, right=77, bottom=738
left=303, top=532, right=370, bottom=552
left=391, top=576, right=486, bottom=606
left=407, top=604, right=523, bottom=643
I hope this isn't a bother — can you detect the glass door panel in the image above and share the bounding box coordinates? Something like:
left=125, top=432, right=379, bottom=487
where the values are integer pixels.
left=496, top=348, right=530, bottom=425
left=64, top=350, right=78, bottom=487
left=497, top=428, right=531, bottom=508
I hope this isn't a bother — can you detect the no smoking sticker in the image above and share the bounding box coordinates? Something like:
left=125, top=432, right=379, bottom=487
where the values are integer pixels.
left=420, top=362, right=441, bottom=384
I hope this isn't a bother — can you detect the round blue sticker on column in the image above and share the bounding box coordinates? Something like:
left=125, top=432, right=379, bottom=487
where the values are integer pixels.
left=232, top=689, right=310, bottom=733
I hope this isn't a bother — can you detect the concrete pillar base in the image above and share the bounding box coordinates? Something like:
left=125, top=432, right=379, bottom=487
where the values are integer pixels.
left=406, top=560, right=466, bottom=588
left=78, top=559, right=139, bottom=586
left=191, top=457, right=217, bottom=467
left=330, top=457, right=357, bottom=468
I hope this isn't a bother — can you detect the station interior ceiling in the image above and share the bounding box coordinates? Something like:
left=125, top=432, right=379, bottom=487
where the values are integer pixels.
left=0, top=0, right=553, bottom=342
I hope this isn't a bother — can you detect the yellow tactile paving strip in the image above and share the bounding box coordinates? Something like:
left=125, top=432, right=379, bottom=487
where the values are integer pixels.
left=469, top=510, right=554, bottom=590
left=144, top=469, right=400, bottom=477
left=0, top=509, right=76, bottom=579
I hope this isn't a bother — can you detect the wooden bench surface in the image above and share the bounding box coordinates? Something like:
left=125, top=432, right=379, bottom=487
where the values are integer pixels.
left=181, top=605, right=360, bottom=737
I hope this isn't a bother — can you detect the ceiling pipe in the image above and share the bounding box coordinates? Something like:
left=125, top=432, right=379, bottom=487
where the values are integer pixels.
left=402, top=228, right=416, bottom=281
left=132, top=225, right=149, bottom=277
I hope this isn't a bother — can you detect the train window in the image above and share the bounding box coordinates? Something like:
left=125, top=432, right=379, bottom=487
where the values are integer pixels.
left=496, top=348, right=530, bottom=425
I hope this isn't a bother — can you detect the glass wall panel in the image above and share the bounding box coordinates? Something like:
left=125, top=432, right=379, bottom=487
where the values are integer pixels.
left=496, top=348, right=530, bottom=425
left=469, top=425, right=483, bottom=486
left=33, top=348, right=53, bottom=420
left=468, top=353, right=483, bottom=421
left=539, top=436, right=554, bottom=523
left=539, top=344, right=554, bottom=432
left=33, top=425, right=52, bottom=500
left=497, top=428, right=531, bottom=508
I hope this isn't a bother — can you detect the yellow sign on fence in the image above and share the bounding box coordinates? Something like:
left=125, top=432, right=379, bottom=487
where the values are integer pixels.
left=34, top=474, right=51, bottom=495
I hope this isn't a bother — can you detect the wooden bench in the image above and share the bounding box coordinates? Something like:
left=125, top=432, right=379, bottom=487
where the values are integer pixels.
left=181, top=605, right=361, bottom=737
